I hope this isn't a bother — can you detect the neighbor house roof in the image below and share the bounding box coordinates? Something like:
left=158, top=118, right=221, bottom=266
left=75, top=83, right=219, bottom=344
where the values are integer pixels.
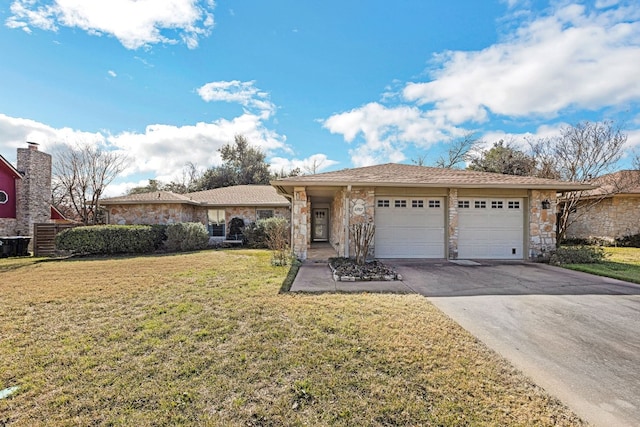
left=271, top=163, right=593, bottom=192
left=188, top=185, right=289, bottom=207
left=579, top=170, right=640, bottom=198
left=0, top=154, right=23, bottom=179
left=101, top=185, right=289, bottom=207
left=101, top=190, right=198, bottom=205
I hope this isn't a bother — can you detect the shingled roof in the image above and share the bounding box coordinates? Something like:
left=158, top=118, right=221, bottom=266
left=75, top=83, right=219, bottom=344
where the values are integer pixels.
left=101, top=190, right=197, bottom=205
left=579, top=170, right=640, bottom=198
left=188, top=185, right=289, bottom=206
left=272, top=163, right=592, bottom=191
left=101, top=185, right=289, bottom=206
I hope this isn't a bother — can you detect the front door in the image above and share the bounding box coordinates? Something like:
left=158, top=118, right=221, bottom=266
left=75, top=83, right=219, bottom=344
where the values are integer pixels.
left=312, top=208, right=329, bottom=241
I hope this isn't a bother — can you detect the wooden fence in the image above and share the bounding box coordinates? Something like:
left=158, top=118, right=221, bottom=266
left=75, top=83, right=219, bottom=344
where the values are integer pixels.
left=33, top=223, right=77, bottom=257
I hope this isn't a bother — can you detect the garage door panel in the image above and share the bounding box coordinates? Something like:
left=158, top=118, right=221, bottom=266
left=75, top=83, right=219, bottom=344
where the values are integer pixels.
left=458, top=198, right=524, bottom=260
left=374, top=197, right=444, bottom=258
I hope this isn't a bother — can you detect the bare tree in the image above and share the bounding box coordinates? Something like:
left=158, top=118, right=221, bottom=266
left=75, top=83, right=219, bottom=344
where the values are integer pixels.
left=53, top=142, right=129, bottom=225
left=532, top=121, right=627, bottom=244
left=303, top=156, right=326, bottom=174
left=412, top=132, right=477, bottom=168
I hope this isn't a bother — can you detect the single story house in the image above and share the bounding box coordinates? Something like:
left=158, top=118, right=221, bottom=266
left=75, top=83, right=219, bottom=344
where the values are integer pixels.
left=100, top=185, right=290, bottom=240
left=0, top=142, right=64, bottom=238
left=271, top=163, right=591, bottom=261
left=565, top=170, right=640, bottom=242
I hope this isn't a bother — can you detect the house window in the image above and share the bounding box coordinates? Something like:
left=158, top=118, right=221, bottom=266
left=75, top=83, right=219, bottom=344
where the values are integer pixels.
left=0, top=190, right=7, bottom=204
left=257, top=209, right=274, bottom=220
left=458, top=200, right=470, bottom=208
left=428, top=200, right=441, bottom=208
left=207, top=209, right=225, bottom=237
left=491, top=201, right=503, bottom=209
left=395, top=200, right=407, bottom=208
left=508, top=201, right=520, bottom=209
left=377, top=199, right=390, bottom=207
left=412, top=200, right=424, bottom=208
left=474, top=200, right=486, bottom=209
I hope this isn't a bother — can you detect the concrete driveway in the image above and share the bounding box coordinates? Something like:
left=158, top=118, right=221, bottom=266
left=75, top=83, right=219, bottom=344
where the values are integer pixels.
left=386, top=260, right=640, bottom=427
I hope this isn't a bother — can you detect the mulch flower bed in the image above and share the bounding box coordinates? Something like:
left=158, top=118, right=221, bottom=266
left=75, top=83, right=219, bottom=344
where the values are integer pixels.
left=329, top=257, right=402, bottom=282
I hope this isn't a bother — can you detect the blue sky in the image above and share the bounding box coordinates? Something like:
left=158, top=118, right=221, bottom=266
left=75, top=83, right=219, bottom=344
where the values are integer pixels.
left=1, top=0, right=639, bottom=196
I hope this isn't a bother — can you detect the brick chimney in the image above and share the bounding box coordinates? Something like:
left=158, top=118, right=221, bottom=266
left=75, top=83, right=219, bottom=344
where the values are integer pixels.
left=15, top=142, right=52, bottom=236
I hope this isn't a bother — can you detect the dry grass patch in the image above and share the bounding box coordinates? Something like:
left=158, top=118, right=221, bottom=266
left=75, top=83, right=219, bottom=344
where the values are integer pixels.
left=1, top=250, right=584, bottom=426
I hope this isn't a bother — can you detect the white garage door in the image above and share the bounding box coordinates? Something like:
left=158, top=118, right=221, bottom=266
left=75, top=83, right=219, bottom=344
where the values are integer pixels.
left=458, top=198, right=524, bottom=259
left=374, top=197, right=445, bottom=258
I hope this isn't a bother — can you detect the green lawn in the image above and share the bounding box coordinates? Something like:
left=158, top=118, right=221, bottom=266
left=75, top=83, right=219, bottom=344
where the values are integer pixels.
left=1, top=250, right=584, bottom=426
left=564, top=247, right=640, bottom=284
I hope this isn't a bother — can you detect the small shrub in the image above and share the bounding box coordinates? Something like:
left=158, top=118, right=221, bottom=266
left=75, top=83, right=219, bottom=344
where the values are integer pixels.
left=165, top=222, right=209, bottom=252
left=55, top=225, right=156, bottom=255
left=261, top=217, right=290, bottom=266
left=549, top=246, right=607, bottom=265
left=616, top=233, right=640, bottom=248
left=244, top=222, right=268, bottom=249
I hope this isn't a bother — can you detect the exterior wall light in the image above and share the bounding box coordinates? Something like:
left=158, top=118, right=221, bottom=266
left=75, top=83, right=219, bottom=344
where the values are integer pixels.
left=541, top=199, right=551, bottom=209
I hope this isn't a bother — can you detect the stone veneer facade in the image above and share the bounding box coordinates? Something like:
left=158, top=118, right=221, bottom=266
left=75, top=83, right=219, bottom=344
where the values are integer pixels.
left=14, top=144, right=53, bottom=237
left=447, top=188, right=459, bottom=259
left=346, top=187, right=375, bottom=259
left=107, top=203, right=197, bottom=225
left=291, top=187, right=308, bottom=259
left=292, top=185, right=559, bottom=261
left=566, top=195, right=640, bottom=241
left=0, top=219, right=17, bottom=236
left=107, top=204, right=290, bottom=231
left=528, top=190, right=557, bottom=260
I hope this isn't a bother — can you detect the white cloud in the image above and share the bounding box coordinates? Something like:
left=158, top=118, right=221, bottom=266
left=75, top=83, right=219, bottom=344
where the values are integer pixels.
left=0, top=112, right=287, bottom=196
left=323, top=2, right=640, bottom=167
left=269, top=153, right=339, bottom=175
left=197, top=80, right=276, bottom=119
left=323, top=102, right=465, bottom=166
left=6, top=0, right=216, bottom=50
left=404, top=3, right=640, bottom=121
left=107, top=70, right=117, bottom=77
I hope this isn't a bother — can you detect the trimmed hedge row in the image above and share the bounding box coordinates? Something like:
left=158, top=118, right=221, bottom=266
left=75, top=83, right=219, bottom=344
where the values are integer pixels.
left=55, top=222, right=209, bottom=255
left=55, top=225, right=157, bottom=255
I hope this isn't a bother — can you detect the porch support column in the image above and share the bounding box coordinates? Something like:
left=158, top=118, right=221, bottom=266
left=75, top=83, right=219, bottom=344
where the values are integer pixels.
left=529, top=190, right=557, bottom=261
left=448, top=188, right=459, bottom=259
left=292, top=187, right=309, bottom=260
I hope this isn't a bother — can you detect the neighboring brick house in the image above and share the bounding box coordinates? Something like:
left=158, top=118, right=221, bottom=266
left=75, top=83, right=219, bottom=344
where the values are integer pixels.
left=0, top=142, right=62, bottom=238
left=565, top=170, right=640, bottom=241
left=271, top=163, right=590, bottom=261
left=100, top=185, right=291, bottom=240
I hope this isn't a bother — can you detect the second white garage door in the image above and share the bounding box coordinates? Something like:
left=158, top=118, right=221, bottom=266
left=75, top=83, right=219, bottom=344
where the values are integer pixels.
left=374, top=197, right=445, bottom=258
left=457, top=198, right=524, bottom=259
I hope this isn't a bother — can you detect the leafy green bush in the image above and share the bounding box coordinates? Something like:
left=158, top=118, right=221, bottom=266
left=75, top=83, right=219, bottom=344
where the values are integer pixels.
left=165, top=222, right=209, bottom=252
left=243, top=221, right=268, bottom=248
left=149, top=224, right=168, bottom=249
left=616, top=233, right=640, bottom=248
left=549, top=246, right=607, bottom=265
left=55, top=225, right=156, bottom=255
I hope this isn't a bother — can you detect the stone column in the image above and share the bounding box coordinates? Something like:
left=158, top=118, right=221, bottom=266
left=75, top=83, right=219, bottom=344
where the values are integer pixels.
left=448, top=188, right=458, bottom=259
left=292, top=187, right=308, bottom=260
left=529, top=190, right=556, bottom=260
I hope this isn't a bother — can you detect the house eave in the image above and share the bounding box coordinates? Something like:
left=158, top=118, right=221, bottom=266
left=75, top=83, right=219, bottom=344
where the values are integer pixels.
left=272, top=181, right=593, bottom=194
